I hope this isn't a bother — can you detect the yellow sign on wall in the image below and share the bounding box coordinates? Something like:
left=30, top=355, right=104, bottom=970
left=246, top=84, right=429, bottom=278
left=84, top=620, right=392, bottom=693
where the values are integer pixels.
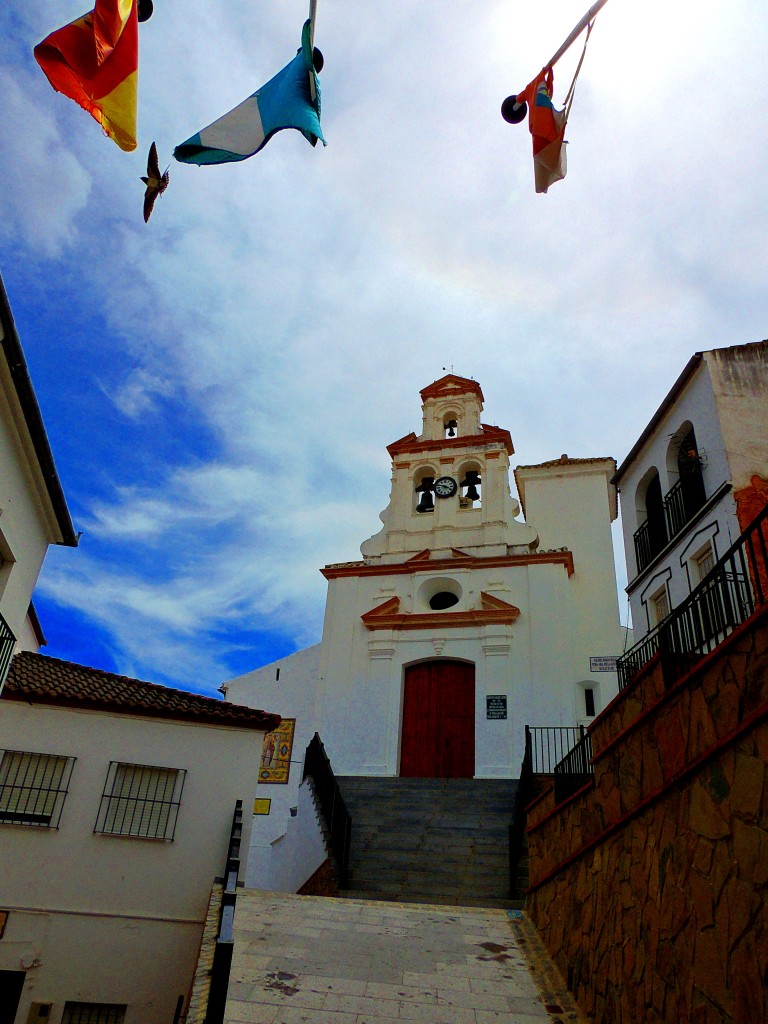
left=253, top=798, right=272, bottom=815
left=258, top=718, right=296, bottom=784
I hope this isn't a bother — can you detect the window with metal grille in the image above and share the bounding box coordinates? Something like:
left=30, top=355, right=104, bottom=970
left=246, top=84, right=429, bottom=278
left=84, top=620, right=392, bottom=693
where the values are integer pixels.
left=62, top=1002, right=126, bottom=1024
left=94, top=762, right=185, bottom=839
left=0, top=750, right=76, bottom=828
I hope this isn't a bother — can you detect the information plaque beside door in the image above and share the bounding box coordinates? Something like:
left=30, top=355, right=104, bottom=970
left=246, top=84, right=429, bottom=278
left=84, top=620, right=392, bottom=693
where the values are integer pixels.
left=486, top=695, right=507, bottom=719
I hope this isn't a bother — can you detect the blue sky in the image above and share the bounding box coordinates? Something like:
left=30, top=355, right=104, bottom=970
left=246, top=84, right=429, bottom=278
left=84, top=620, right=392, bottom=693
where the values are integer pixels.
left=2, top=0, right=767, bottom=696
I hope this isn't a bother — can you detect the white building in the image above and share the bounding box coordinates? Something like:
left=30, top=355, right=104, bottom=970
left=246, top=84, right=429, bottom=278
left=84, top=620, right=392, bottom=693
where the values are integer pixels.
left=0, top=651, right=279, bottom=1024
left=0, top=274, right=78, bottom=686
left=224, top=375, right=627, bottom=884
left=614, top=340, right=768, bottom=641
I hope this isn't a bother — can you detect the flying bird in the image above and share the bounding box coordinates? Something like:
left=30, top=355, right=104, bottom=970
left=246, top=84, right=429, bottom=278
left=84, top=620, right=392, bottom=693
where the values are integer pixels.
left=141, top=142, right=169, bottom=222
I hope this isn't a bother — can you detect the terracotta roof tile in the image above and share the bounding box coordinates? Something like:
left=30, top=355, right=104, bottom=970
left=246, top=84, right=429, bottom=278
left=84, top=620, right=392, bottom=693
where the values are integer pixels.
left=515, top=455, right=616, bottom=471
left=3, top=652, right=280, bottom=732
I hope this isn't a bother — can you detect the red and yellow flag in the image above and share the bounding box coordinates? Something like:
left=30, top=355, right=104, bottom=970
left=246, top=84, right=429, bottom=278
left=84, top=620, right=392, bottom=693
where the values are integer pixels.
left=34, top=0, right=138, bottom=152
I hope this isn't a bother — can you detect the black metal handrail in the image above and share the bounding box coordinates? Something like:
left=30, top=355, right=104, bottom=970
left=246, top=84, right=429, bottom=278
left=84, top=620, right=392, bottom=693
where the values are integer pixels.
left=303, top=734, right=351, bottom=887
left=206, top=800, right=243, bottom=1024
left=553, top=729, right=593, bottom=804
left=509, top=725, right=593, bottom=891
left=0, top=611, right=16, bottom=691
left=618, top=501, right=768, bottom=690
left=525, top=726, right=588, bottom=774
left=509, top=726, right=533, bottom=894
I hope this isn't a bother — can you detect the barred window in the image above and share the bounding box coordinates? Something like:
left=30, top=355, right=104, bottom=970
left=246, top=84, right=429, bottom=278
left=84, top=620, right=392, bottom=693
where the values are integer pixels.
left=62, top=1002, right=126, bottom=1024
left=94, top=762, right=186, bottom=840
left=0, top=750, right=76, bottom=828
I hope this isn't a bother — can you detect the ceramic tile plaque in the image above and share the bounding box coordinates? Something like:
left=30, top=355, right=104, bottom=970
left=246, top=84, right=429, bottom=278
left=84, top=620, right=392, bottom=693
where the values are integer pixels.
left=259, top=718, right=296, bottom=784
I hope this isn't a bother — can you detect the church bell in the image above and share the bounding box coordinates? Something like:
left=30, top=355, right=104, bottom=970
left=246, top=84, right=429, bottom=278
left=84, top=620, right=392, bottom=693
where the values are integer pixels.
left=416, top=477, right=435, bottom=513
left=461, top=470, right=481, bottom=502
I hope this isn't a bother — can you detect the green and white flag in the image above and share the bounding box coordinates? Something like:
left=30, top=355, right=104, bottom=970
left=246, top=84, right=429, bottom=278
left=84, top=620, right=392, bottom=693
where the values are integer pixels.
left=174, top=20, right=325, bottom=165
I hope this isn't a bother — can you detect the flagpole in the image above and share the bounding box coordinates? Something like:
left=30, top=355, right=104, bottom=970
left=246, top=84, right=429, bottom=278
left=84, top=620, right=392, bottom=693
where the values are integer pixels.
left=308, top=0, right=318, bottom=101
left=547, top=0, right=611, bottom=67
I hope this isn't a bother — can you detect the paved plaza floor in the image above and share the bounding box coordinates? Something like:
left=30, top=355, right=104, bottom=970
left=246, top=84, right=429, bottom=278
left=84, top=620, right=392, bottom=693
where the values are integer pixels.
left=224, top=892, right=589, bottom=1024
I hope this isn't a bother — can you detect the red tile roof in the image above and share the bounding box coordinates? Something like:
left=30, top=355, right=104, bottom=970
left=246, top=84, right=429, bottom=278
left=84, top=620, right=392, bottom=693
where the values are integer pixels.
left=3, top=652, right=281, bottom=732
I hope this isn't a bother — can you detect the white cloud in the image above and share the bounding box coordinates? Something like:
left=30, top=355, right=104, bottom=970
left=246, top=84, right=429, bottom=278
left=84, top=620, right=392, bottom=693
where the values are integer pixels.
left=0, top=70, right=91, bottom=257
left=9, top=0, right=768, bottom=691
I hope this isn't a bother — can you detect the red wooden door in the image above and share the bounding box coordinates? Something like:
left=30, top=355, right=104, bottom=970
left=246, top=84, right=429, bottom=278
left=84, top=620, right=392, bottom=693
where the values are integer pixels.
left=400, top=661, right=475, bottom=778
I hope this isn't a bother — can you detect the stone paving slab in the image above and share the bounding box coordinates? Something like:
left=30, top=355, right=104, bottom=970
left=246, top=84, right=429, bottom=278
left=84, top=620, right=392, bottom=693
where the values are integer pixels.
left=224, top=892, right=590, bottom=1024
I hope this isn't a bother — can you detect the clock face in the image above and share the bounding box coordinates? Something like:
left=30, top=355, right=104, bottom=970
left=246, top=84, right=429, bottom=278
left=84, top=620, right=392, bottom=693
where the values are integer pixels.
left=434, top=476, right=458, bottom=498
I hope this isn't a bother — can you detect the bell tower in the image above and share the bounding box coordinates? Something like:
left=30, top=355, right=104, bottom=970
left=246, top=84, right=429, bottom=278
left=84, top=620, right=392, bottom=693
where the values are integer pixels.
left=361, top=375, right=538, bottom=561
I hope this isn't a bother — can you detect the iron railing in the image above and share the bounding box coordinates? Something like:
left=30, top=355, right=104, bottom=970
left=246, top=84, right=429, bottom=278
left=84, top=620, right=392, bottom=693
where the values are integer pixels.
left=509, top=725, right=593, bottom=890
left=303, top=734, right=351, bottom=887
left=618, top=501, right=768, bottom=690
left=633, top=475, right=708, bottom=574
left=525, top=726, right=588, bottom=774
left=634, top=516, right=666, bottom=575
left=553, top=729, right=594, bottom=804
left=205, top=800, right=242, bottom=1024
left=0, top=611, right=15, bottom=691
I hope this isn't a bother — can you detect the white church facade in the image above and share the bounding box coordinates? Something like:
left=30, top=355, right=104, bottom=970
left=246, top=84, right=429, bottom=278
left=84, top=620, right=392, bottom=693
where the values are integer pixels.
left=224, top=375, right=628, bottom=879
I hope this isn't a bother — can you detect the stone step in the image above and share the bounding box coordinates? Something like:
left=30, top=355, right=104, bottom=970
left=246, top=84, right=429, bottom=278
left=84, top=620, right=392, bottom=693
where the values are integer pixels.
left=337, top=776, right=521, bottom=906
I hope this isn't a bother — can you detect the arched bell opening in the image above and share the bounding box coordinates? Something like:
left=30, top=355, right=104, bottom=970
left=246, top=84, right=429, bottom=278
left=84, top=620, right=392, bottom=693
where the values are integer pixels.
left=443, top=412, right=459, bottom=439
left=458, top=461, right=482, bottom=508
left=413, top=466, right=437, bottom=514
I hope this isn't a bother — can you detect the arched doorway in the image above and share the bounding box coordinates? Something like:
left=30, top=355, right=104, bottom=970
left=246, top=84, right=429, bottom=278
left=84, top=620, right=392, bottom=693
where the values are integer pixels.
left=400, top=660, right=475, bottom=778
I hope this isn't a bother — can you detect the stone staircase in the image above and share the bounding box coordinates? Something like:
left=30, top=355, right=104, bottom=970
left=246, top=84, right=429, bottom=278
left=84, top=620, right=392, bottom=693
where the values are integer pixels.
left=336, top=777, right=523, bottom=909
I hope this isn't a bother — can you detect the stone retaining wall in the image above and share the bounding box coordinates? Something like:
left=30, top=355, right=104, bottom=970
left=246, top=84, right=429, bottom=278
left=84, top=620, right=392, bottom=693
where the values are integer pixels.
left=527, top=606, right=768, bottom=1023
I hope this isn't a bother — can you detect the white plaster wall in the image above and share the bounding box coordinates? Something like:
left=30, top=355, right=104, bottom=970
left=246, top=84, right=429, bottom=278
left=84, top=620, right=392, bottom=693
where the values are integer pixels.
left=245, top=778, right=328, bottom=892
left=3, top=910, right=201, bottom=1024
left=616, top=358, right=749, bottom=638
left=13, top=610, right=43, bottom=654
left=223, top=644, right=320, bottom=858
left=314, top=552, right=616, bottom=778
left=618, top=362, right=729, bottom=578
left=0, top=386, right=55, bottom=643
left=515, top=463, right=625, bottom=718
left=0, top=701, right=266, bottom=1023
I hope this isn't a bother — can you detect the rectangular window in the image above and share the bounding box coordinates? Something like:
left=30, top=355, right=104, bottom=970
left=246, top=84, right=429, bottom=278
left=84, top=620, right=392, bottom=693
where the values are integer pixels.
left=694, top=545, right=715, bottom=583
left=0, top=750, right=75, bottom=828
left=62, top=1003, right=126, bottom=1024
left=583, top=688, right=596, bottom=717
left=652, top=588, right=670, bottom=625
left=94, top=762, right=185, bottom=840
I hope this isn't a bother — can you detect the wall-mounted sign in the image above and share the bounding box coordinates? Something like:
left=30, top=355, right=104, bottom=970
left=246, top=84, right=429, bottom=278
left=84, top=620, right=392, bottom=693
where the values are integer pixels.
left=486, top=695, right=507, bottom=719
left=253, top=798, right=272, bottom=815
left=590, top=656, right=618, bottom=672
left=259, top=718, right=296, bottom=784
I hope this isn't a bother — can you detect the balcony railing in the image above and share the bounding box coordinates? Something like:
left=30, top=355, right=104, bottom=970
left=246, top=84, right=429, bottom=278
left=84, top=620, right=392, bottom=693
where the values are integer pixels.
left=0, top=611, right=15, bottom=690
left=618, top=501, right=768, bottom=690
left=303, top=733, right=351, bottom=887
left=633, top=474, right=708, bottom=574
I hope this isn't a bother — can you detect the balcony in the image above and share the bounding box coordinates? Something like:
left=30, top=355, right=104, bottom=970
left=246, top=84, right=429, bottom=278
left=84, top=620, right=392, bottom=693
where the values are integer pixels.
left=633, top=472, right=707, bottom=575
left=0, top=611, right=15, bottom=690
left=619, top=502, right=768, bottom=690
